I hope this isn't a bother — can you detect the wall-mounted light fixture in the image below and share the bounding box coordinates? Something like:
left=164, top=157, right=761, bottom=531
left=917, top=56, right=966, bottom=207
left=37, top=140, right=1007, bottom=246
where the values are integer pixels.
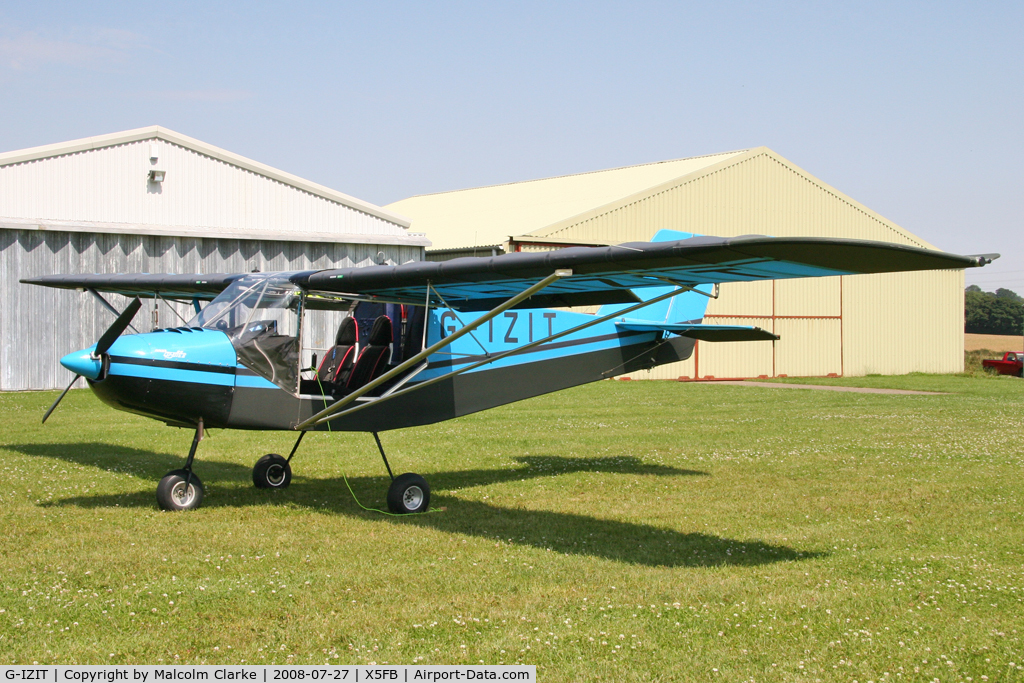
left=148, top=169, right=166, bottom=183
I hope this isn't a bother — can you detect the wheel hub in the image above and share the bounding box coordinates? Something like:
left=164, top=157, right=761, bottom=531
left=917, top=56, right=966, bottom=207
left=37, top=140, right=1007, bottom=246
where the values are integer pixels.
left=171, top=481, right=196, bottom=507
left=403, top=485, right=424, bottom=510
left=267, top=464, right=286, bottom=486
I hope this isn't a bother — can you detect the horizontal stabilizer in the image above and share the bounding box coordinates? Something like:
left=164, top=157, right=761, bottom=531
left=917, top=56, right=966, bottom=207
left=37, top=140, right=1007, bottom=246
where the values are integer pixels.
left=616, top=321, right=780, bottom=342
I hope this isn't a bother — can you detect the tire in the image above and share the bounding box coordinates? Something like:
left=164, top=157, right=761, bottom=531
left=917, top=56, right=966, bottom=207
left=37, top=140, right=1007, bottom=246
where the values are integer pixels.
left=386, top=473, right=430, bottom=514
left=157, top=469, right=204, bottom=511
left=253, top=453, right=291, bottom=489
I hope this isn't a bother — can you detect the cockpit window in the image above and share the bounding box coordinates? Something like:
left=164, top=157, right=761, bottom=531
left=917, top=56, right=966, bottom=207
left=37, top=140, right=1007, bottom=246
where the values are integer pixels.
left=189, top=276, right=303, bottom=395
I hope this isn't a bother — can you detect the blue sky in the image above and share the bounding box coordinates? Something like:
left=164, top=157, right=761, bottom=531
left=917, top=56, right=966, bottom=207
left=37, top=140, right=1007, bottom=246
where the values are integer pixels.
left=1, top=1, right=1021, bottom=290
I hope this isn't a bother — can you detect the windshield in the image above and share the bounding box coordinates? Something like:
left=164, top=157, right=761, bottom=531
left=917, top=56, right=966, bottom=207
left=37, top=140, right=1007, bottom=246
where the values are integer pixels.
left=190, top=276, right=303, bottom=395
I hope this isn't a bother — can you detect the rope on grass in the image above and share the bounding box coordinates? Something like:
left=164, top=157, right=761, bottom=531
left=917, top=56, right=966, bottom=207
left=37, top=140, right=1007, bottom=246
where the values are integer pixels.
left=314, top=373, right=440, bottom=516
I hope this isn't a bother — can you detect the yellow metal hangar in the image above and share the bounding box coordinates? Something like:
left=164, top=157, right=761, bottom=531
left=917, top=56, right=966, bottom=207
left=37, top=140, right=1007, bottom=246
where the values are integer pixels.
left=386, top=147, right=965, bottom=379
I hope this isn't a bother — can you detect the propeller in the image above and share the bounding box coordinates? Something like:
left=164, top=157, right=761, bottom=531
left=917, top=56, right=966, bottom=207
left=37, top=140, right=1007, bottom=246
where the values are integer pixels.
left=94, top=297, right=143, bottom=357
left=43, top=297, right=143, bottom=423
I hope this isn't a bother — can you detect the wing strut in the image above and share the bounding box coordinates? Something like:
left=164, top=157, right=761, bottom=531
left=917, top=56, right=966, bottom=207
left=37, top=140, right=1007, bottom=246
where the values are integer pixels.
left=294, top=269, right=572, bottom=430
left=301, top=282, right=702, bottom=428
left=88, top=288, right=141, bottom=334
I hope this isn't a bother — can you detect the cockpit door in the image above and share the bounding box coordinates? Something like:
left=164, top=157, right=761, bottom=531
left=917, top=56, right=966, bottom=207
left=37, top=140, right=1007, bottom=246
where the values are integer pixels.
left=190, top=275, right=304, bottom=395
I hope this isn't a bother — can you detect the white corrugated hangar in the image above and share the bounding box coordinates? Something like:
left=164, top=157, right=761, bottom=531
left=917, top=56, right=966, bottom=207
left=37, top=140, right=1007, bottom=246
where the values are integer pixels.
left=1, top=126, right=428, bottom=391
left=386, top=147, right=965, bottom=380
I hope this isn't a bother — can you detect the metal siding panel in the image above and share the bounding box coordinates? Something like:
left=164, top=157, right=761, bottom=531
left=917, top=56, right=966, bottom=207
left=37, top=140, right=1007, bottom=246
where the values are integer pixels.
left=693, top=318, right=775, bottom=379
left=775, top=276, right=842, bottom=317
left=842, top=269, right=963, bottom=376
left=774, top=319, right=842, bottom=376
left=0, top=231, right=9, bottom=389
left=705, top=281, right=773, bottom=317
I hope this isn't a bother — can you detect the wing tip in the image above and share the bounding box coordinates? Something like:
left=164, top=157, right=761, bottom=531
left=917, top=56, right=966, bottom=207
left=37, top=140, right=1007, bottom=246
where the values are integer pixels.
left=969, top=253, right=1000, bottom=266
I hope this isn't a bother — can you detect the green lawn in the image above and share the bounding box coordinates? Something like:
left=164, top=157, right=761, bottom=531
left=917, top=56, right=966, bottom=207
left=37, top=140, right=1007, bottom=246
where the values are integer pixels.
left=1, top=373, right=1023, bottom=682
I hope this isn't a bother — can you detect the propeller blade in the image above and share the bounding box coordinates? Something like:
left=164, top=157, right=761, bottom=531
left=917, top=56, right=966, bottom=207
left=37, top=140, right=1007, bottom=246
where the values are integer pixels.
left=95, top=297, right=142, bottom=356
left=42, top=374, right=81, bottom=423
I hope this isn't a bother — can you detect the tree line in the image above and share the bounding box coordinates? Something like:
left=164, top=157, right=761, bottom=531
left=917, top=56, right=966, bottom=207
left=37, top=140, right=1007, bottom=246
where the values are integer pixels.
left=965, top=285, right=1024, bottom=335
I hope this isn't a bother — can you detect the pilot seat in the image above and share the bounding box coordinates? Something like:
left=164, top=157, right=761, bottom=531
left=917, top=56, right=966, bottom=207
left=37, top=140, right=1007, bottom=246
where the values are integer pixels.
left=345, top=315, right=393, bottom=390
left=317, top=317, right=358, bottom=385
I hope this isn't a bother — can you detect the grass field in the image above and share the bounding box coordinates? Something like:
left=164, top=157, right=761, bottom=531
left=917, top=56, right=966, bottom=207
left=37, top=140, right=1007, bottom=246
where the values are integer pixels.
left=2, top=372, right=1023, bottom=681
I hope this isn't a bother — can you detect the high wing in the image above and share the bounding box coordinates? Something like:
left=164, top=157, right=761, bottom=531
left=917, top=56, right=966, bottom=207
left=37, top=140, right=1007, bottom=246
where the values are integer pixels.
left=18, top=272, right=248, bottom=300
left=302, top=236, right=992, bottom=310
left=22, top=235, right=995, bottom=308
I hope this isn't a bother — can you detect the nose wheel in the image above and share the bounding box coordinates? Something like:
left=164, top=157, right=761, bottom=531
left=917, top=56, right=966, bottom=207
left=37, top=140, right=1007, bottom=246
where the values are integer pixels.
left=157, top=469, right=205, bottom=511
left=157, top=419, right=206, bottom=511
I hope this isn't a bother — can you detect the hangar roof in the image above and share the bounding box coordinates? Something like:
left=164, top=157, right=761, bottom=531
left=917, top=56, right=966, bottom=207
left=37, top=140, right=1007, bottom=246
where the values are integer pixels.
left=385, top=151, right=747, bottom=250
left=385, top=147, right=934, bottom=252
left=0, top=126, right=426, bottom=246
left=0, top=126, right=408, bottom=226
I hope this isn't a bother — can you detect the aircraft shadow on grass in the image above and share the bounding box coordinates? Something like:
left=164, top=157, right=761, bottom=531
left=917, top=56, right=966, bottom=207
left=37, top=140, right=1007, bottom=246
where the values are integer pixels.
left=10, top=442, right=822, bottom=568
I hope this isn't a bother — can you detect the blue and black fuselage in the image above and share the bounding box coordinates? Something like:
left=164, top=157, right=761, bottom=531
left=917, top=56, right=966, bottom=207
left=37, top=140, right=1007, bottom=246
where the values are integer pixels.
left=60, top=300, right=699, bottom=433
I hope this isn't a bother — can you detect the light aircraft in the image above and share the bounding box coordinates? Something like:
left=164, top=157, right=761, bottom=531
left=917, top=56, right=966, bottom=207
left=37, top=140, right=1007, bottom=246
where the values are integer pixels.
left=23, top=230, right=995, bottom=512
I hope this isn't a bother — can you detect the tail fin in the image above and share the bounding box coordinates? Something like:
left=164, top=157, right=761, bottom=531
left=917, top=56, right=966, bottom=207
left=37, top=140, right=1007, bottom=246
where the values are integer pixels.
left=596, top=229, right=714, bottom=323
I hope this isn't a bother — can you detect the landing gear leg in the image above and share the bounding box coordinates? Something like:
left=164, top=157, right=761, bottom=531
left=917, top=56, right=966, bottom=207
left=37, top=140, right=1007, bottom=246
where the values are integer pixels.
left=373, top=432, right=394, bottom=481
left=157, top=419, right=206, bottom=511
left=287, top=431, right=306, bottom=463
left=374, top=431, right=430, bottom=514
left=252, top=432, right=302, bottom=489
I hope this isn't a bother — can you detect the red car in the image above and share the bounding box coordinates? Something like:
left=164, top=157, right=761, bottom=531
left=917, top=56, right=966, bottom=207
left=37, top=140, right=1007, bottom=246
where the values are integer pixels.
left=982, top=352, right=1024, bottom=377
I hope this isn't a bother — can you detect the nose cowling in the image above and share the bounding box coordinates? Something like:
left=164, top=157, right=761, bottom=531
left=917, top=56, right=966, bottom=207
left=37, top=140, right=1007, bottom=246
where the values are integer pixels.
left=60, top=347, right=103, bottom=380
left=76, top=328, right=239, bottom=427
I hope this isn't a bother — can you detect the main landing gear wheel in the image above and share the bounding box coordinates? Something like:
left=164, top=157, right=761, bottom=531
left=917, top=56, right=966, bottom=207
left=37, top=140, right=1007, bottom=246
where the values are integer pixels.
left=157, top=469, right=204, bottom=511
left=386, top=473, right=430, bottom=514
left=253, top=453, right=292, bottom=489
